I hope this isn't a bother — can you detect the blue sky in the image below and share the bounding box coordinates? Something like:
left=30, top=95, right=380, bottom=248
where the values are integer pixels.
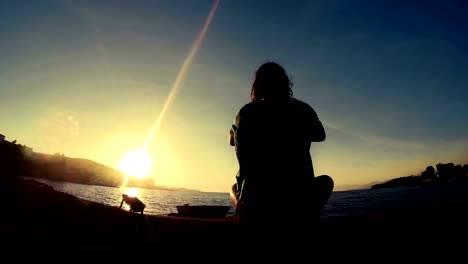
left=1, top=0, right=467, bottom=191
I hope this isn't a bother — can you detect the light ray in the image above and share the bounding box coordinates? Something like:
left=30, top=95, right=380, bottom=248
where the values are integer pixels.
left=119, top=0, right=220, bottom=189
left=142, top=0, right=220, bottom=152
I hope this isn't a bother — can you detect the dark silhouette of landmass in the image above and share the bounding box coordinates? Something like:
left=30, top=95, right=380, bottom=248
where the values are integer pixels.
left=372, top=163, right=468, bottom=189
left=0, top=134, right=196, bottom=191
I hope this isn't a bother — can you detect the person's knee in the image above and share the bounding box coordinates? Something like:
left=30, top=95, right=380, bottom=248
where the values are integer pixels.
left=230, top=183, right=237, bottom=194
left=230, top=183, right=238, bottom=207
left=316, top=175, right=334, bottom=190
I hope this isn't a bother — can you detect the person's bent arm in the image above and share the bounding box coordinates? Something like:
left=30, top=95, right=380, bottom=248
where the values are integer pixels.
left=311, top=118, right=326, bottom=142
left=308, top=106, right=326, bottom=142
left=229, top=126, right=235, bottom=146
left=229, top=112, right=240, bottom=147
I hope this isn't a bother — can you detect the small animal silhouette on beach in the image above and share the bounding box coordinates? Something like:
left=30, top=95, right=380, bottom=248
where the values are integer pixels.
left=120, top=194, right=146, bottom=214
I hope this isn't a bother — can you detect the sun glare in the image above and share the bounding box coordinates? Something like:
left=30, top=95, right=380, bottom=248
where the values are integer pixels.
left=118, top=150, right=152, bottom=178
left=123, top=187, right=139, bottom=197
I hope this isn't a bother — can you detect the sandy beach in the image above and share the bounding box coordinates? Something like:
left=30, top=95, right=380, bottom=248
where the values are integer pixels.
left=2, top=176, right=467, bottom=263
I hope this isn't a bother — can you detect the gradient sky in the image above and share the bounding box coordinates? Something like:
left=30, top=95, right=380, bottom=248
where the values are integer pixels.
left=1, top=0, right=467, bottom=192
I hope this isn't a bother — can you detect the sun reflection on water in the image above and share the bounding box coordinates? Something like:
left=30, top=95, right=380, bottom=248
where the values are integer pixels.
left=122, top=187, right=139, bottom=197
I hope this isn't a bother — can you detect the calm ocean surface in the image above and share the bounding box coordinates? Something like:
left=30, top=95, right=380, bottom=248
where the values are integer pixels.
left=27, top=177, right=468, bottom=220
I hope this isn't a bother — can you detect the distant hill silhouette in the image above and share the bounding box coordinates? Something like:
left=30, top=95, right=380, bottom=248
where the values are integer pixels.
left=23, top=152, right=186, bottom=191
left=0, top=134, right=196, bottom=191
left=372, top=162, right=468, bottom=189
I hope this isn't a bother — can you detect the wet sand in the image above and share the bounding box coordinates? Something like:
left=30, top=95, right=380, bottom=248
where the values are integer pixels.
left=2, top=177, right=467, bottom=263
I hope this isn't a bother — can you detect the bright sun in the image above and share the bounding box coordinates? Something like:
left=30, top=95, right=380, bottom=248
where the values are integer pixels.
left=118, top=150, right=153, bottom=178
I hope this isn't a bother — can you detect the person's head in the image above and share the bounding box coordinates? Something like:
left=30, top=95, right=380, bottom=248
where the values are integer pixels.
left=251, top=62, right=293, bottom=102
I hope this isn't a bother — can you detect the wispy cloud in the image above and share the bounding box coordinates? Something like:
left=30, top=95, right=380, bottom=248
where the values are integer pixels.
left=324, top=121, right=426, bottom=151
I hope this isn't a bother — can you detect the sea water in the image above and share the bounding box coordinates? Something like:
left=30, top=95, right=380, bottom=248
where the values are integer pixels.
left=25, top=177, right=468, bottom=220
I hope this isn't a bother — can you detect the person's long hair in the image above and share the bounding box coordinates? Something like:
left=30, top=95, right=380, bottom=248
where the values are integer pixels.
left=251, top=62, right=293, bottom=102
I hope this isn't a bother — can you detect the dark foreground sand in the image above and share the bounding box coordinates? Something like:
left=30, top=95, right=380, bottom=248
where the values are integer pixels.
left=1, top=177, right=467, bottom=263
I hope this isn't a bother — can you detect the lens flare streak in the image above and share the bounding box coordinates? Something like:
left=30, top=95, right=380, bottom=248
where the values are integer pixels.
left=142, top=0, right=220, bottom=152
left=120, top=0, right=220, bottom=190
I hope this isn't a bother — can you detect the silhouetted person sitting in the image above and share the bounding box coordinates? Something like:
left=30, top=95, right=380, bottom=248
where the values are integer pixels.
left=228, top=62, right=334, bottom=255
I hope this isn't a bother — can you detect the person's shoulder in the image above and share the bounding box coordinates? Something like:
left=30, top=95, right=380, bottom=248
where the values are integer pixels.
left=290, top=98, right=319, bottom=118
left=290, top=98, right=314, bottom=110
left=238, top=102, right=257, bottom=114
left=233, top=102, right=255, bottom=124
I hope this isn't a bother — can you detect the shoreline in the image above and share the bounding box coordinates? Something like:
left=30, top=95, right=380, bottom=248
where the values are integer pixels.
left=2, top=177, right=468, bottom=262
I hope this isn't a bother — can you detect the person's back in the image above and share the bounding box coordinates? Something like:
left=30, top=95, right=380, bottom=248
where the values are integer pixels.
left=229, top=62, right=333, bottom=234
left=234, top=99, right=321, bottom=203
